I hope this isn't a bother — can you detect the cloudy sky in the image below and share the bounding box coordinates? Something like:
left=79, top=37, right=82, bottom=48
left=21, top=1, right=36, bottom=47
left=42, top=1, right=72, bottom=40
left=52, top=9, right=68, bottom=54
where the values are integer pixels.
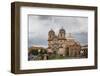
left=28, top=15, right=88, bottom=48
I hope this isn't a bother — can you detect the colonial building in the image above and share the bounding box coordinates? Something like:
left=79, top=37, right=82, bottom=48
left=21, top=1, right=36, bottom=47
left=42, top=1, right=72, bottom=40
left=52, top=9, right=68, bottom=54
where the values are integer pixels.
left=48, top=28, right=81, bottom=57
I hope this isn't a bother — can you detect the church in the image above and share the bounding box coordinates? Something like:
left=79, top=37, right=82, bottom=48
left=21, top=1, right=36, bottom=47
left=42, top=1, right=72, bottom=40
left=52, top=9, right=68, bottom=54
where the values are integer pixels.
left=47, top=28, right=81, bottom=57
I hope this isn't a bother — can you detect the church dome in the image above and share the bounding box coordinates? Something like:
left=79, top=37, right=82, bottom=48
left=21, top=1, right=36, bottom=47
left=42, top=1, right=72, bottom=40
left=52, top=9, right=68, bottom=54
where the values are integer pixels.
left=59, top=27, right=65, bottom=33
left=49, top=29, right=55, bottom=34
left=66, top=33, right=80, bottom=46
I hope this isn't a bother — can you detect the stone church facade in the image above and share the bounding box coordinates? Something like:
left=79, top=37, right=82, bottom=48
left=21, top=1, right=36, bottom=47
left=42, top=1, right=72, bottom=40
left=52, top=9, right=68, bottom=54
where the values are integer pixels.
left=47, top=28, right=81, bottom=57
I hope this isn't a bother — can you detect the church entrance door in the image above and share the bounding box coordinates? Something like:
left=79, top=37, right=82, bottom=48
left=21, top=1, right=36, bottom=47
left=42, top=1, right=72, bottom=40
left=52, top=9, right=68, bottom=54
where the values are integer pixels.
left=66, top=47, right=69, bottom=56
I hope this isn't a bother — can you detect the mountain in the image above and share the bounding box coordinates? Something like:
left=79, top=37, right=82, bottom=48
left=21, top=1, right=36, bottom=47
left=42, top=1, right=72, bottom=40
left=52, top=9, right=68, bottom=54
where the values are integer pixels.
left=28, top=32, right=88, bottom=48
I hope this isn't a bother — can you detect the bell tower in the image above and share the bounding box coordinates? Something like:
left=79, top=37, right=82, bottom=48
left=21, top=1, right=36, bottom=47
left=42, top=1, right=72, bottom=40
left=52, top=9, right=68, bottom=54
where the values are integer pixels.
left=58, top=27, right=66, bottom=39
left=48, top=29, right=55, bottom=48
left=48, top=29, right=55, bottom=41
